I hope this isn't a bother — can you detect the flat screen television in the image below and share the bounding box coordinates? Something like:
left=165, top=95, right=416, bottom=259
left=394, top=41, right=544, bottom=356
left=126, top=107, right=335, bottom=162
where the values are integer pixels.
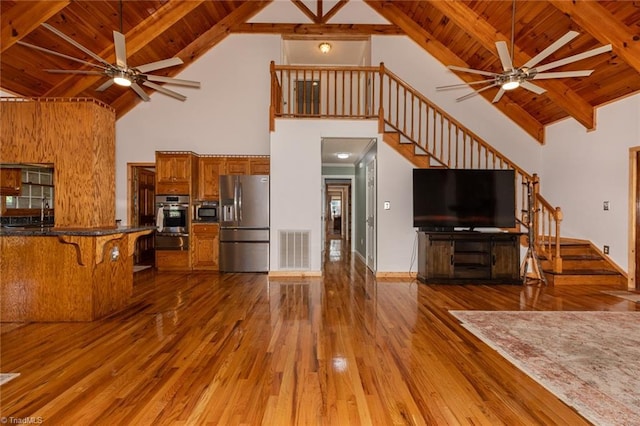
left=413, top=168, right=515, bottom=230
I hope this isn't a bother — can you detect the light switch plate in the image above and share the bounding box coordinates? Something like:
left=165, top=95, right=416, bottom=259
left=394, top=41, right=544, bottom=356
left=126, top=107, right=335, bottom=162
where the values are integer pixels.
left=383, top=201, right=390, bottom=210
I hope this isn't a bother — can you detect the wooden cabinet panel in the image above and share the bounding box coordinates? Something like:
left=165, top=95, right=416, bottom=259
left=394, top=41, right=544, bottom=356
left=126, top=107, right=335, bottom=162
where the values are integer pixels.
left=192, top=224, right=219, bottom=270
left=156, top=250, right=190, bottom=271
left=491, top=236, right=521, bottom=280
left=250, top=158, right=270, bottom=175
left=0, top=168, right=22, bottom=195
left=198, top=157, right=224, bottom=200
left=226, top=158, right=249, bottom=175
left=156, top=153, right=192, bottom=195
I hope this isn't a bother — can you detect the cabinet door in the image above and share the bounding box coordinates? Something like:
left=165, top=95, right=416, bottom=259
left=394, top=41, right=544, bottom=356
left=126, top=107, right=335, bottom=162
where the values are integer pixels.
left=226, top=158, right=249, bottom=175
left=0, top=168, right=22, bottom=195
left=491, top=236, right=520, bottom=280
left=199, top=158, right=224, bottom=200
left=425, top=237, right=454, bottom=279
left=156, top=154, right=191, bottom=194
left=155, top=155, right=175, bottom=183
left=193, top=225, right=219, bottom=270
left=250, top=159, right=270, bottom=175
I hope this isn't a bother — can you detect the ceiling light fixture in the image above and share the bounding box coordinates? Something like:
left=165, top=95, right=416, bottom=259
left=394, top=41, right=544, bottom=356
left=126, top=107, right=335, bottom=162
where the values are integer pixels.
left=113, top=71, right=132, bottom=87
left=501, top=75, right=520, bottom=91
left=319, top=42, right=332, bottom=54
left=336, top=152, right=350, bottom=159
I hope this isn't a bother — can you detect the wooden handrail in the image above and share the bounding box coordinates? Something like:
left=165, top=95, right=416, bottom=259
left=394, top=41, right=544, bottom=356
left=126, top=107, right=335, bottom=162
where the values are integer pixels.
left=269, top=61, right=563, bottom=272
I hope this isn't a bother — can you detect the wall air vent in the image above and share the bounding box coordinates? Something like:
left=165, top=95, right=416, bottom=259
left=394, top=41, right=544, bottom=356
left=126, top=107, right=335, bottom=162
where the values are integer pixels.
left=279, top=230, right=310, bottom=270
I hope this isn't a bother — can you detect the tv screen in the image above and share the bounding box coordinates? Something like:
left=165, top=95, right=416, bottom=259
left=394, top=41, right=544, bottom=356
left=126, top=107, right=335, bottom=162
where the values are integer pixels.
left=413, top=168, right=515, bottom=230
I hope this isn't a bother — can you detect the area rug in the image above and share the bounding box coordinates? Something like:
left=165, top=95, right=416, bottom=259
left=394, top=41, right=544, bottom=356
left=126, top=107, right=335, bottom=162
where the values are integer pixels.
left=450, top=311, right=640, bottom=426
left=602, top=290, right=640, bottom=303
left=0, top=373, right=20, bottom=386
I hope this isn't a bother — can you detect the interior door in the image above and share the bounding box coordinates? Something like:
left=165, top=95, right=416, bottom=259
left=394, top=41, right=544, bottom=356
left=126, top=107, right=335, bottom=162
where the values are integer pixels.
left=636, top=151, right=640, bottom=289
left=135, top=167, right=156, bottom=265
left=366, top=157, right=376, bottom=272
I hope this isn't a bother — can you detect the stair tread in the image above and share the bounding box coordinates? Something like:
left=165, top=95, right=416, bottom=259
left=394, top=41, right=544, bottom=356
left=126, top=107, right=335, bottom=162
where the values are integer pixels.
left=539, top=254, right=602, bottom=260
left=543, top=269, right=620, bottom=276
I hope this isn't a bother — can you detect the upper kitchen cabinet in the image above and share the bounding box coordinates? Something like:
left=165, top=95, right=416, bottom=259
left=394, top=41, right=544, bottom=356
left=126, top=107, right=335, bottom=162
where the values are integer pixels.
left=0, top=168, right=22, bottom=195
left=198, top=157, right=225, bottom=201
left=156, top=152, right=198, bottom=196
left=250, top=158, right=270, bottom=175
left=225, top=158, right=250, bottom=175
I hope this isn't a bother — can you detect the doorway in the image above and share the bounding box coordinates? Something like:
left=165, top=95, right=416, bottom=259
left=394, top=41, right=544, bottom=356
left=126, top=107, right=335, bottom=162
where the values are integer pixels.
left=629, top=147, right=640, bottom=290
left=128, top=163, right=156, bottom=266
left=325, top=180, right=351, bottom=241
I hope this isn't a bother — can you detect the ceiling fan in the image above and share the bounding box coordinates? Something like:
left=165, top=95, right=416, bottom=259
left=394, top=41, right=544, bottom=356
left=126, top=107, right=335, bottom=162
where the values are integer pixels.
left=437, top=1, right=612, bottom=103
left=17, top=22, right=200, bottom=102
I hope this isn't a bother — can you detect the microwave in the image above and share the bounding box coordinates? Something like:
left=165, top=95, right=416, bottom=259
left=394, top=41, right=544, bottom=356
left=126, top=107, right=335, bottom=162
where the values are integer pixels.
left=195, top=201, right=219, bottom=222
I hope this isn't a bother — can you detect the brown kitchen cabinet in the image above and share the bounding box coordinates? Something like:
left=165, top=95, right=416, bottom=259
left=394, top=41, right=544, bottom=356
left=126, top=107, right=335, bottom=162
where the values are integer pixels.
left=0, top=168, right=22, bottom=195
left=198, top=157, right=225, bottom=200
left=155, top=152, right=193, bottom=195
left=250, top=158, right=270, bottom=175
left=192, top=223, right=219, bottom=270
left=225, top=158, right=250, bottom=175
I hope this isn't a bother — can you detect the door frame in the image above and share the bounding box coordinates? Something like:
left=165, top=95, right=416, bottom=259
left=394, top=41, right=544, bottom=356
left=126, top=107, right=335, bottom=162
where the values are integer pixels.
left=321, top=176, right=355, bottom=247
left=127, top=162, right=156, bottom=226
left=628, top=146, right=640, bottom=290
left=365, top=156, right=377, bottom=273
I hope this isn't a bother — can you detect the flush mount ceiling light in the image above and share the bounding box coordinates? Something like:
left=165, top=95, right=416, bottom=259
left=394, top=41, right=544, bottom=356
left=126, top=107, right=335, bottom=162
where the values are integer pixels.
left=336, top=152, right=350, bottom=159
left=318, top=42, right=332, bottom=54
left=501, top=74, right=520, bottom=91
left=113, top=71, right=132, bottom=87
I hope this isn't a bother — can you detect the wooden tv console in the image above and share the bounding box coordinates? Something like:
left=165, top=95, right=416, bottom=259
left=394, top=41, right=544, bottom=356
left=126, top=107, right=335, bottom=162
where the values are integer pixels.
left=417, top=231, right=522, bottom=284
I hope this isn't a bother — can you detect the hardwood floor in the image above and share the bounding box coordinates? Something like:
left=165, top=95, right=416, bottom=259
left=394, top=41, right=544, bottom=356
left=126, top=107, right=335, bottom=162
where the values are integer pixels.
left=1, top=238, right=636, bottom=425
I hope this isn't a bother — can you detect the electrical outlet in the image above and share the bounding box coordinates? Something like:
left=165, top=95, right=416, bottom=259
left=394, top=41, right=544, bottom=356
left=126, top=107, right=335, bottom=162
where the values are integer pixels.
left=603, top=245, right=610, bottom=254
left=603, top=201, right=609, bottom=211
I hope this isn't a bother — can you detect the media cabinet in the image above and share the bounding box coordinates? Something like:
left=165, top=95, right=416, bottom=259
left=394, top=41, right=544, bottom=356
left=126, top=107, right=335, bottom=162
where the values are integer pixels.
left=417, top=231, right=522, bottom=284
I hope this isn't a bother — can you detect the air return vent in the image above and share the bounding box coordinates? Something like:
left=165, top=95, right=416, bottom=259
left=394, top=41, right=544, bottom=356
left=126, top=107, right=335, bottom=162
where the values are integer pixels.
left=279, top=230, right=310, bottom=270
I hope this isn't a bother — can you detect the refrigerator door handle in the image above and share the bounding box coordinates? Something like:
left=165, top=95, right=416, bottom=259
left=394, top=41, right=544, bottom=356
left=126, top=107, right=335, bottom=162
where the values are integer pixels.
left=233, top=179, right=239, bottom=222
left=238, top=182, right=243, bottom=223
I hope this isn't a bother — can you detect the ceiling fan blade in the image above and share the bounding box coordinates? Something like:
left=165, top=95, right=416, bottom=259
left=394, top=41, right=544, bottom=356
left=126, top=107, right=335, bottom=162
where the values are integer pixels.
left=135, top=57, right=184, bottom=74
left=522, top=31, right=580, bottom=69
left=492, top=88, right=505, bottom=103
left=534, top=44, right=612, bottom=73
left=143, top=81, right=187, bottom=101
left=131, top=83, right=151, bottom=102
left=143, top=75, right=201, bottom=88
left=45, top=69, right=104, bottom=75
left=520, top=81, right=546, bottom=95
left=113, top=31, right=127, bottom=69
left=447, top=65, right=499, bottom=77
left=437, top=78, right=497, bottom=90
left=16, top=41, right=108, bottom=70
left=455, top=83, right=498, bottom=102
left=41, top=23, right=112, bottom=68
left=495, top=41, right=513, bottom=71
left=532, top=70, right=594, bottom=80
left=96, top=79, right=115, bottom=92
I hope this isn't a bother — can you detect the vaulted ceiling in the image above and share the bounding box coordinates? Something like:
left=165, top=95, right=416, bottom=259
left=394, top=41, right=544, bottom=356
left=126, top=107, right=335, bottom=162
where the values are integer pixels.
left=1, top=0, right=639, bottom=143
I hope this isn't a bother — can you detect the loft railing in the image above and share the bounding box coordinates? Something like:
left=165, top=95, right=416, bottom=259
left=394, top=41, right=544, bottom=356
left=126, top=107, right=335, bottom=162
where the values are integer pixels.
left=269, top=61, right=563, bottom=272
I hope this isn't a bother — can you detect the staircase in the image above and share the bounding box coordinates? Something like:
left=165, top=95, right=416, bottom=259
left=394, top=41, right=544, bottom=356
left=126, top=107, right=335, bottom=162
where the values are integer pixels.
left=269, top=61, right=626, bottom=286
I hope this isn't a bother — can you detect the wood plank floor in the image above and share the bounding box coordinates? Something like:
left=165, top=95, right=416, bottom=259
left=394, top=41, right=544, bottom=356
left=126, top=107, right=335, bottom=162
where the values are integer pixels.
left=1, top=238, right=637, bottom=425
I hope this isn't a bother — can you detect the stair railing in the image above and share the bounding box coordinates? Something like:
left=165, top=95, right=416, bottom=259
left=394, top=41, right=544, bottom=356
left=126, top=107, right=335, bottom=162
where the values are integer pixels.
left=270, top=61, right=563, bottom=272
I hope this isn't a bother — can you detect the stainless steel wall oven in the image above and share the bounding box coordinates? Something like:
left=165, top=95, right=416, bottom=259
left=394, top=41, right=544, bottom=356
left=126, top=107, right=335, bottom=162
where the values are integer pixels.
left=155, top=195, right=190, bottom=250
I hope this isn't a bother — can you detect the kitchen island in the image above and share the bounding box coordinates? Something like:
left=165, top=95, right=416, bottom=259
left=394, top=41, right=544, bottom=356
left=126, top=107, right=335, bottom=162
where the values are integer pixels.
left=0, top=226, right=154, bottom=322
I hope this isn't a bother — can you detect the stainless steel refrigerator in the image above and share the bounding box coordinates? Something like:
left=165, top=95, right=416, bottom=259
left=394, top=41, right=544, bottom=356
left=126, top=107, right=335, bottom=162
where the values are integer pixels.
left=219, top=175, right=270, bottom=272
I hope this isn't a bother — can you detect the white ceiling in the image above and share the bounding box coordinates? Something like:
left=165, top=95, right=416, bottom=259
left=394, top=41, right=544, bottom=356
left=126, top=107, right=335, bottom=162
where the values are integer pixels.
left=321, top=137, right=375, bottom=166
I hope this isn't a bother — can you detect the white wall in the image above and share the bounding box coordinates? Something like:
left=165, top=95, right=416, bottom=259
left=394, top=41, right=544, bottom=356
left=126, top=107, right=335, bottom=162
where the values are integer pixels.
left=270, top=119, right=380, bottom=272
left=542, top=93, right=640, bottom=270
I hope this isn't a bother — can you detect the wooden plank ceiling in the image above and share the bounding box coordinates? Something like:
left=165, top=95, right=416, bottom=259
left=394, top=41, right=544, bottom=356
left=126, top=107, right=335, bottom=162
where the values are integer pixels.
left=1, top=0, right=639, bottom=143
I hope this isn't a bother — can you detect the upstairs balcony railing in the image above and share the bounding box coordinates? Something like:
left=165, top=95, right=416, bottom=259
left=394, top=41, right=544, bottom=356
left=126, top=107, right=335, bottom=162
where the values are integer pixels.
left=270, top=61, right=563, bottom=272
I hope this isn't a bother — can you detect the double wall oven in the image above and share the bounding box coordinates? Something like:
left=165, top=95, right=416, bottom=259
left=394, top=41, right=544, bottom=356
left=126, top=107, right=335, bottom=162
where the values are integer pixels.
left=155, top=195, right=190, bottom=250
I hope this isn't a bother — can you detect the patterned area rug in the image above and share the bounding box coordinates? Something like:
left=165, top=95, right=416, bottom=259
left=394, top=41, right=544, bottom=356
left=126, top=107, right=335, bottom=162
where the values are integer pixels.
left=450, top=311, right=640, bottom=426
left=0, top=373, right=20, bottom=386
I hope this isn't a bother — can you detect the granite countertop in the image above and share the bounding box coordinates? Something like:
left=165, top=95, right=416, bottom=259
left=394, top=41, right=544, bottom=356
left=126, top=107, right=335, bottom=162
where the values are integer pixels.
left=0, top=225, right=157, bottom=237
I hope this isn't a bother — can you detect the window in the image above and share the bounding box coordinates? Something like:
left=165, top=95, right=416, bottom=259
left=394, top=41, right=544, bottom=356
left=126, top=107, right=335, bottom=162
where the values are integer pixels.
left=5, top=167, right=54, bottom=209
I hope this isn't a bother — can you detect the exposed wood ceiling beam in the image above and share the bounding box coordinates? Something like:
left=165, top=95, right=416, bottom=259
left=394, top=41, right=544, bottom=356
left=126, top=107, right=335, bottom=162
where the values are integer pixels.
left=363, top=0, right=545, bottom=143
left=44, top=0, right=205, bottom=98
left=112, top=0, right=273, bottom=117
left=548, top=0, right=640, bottom=74
left=0, top=1, right=70, bottom=53
left=290, top=0, right=348, bottom=24
left=428, top=0, right=596, bottom=132
left=231, top=23, right=403, bottom=36
left=292, top=0, right=319, bottom=23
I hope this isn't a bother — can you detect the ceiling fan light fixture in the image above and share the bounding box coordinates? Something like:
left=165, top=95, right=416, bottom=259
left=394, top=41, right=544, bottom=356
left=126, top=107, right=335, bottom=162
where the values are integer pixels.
left=319, top=42, right=332, bottom=54
left=113, top=71, right=132, bottom=87
left=501, top=75, right=520, bottom=91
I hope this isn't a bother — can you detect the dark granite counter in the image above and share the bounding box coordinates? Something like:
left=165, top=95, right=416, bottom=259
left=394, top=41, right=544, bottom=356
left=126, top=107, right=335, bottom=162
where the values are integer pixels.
left=0, top=225, right=156, bottom=236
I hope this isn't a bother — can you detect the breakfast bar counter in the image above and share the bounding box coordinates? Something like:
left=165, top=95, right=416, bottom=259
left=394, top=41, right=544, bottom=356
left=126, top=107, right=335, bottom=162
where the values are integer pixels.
left=0, top=226, right=155, bottom=322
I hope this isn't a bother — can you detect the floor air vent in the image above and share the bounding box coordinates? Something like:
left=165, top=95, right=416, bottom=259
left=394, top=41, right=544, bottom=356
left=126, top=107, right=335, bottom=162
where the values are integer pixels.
left=279, top=230, right=310, bottom=270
